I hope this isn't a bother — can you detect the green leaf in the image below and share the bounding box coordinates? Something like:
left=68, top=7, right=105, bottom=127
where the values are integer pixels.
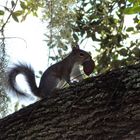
left=128, top=0, right=134, bottom=2
left=126, top=27, right=134, bottom=32
left=124, top=6, right=140, bottom=14
left=58, top=49, right=62, bottom=55
left=63, top=45, right=68, bottom=51
left=4, top=7, right=10, bottom=12
left=119, top=48, right=128, bottom=56
left=133, top=6, right=140, bottom=13
left=20, top=1, right=27, bottom=9
left=49, top=56, right=57, bottom=61
left=0, top=10, right=4, bottom=15
left=82, top=2, right=88, bottom=7
left=73, top=33, right=79, bottom=42
left=38, top=71, right=43, bottom=75
left=11, top=0, right=15, bottom=8
left=32, top=12, right=38, bottom=17
left=14, top=102, right=19, bottom=112
left=13, top=10, right=23, bottom=16
left=12, top=13, right=19, bottom=22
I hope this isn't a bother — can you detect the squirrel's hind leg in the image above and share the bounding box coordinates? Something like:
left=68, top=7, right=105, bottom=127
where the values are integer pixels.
left=38, top=76, right=60, bottom=98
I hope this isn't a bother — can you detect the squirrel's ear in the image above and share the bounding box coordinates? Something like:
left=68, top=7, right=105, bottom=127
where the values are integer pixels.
left=72, top=44, right=80, bottom=51
left=75, top=44, right=80, bottom=49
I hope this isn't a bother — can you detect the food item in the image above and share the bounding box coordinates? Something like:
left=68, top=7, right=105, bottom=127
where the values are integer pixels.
left=83, top=59, right=95, bottom=75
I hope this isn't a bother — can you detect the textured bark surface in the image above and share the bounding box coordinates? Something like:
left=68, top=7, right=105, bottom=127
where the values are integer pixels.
left=0, top=63, right=140, bottom=140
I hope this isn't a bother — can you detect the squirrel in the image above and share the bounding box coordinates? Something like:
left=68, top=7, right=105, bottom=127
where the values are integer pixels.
left=8, top=45, right=94, bottom=99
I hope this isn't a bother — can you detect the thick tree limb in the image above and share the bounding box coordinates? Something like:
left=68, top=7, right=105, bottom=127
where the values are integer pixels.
left=0, top=63, right=140, bottom=140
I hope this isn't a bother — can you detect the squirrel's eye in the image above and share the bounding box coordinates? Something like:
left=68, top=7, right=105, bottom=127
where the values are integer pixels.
left=79, top=52, right=84, bottom=57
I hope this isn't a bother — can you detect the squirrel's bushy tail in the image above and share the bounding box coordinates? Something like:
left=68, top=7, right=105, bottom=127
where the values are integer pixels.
left=8, top=63, right=39, bottom=97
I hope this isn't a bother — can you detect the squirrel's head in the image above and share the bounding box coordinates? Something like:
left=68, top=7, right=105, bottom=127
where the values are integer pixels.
left=72, top=45, right=91, bottom=64
left=72, top=45, right=95, bottom=75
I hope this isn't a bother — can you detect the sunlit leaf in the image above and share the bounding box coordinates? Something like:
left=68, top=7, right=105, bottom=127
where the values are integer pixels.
left=128, top=0, right=134, bottom=2
left=13, top=10, right=24, bottom=16
left=0, top=10, right=4, bottom=15
left=32, top=12, right=38, bottom=17
left=124, top=6, right=140, bottom=14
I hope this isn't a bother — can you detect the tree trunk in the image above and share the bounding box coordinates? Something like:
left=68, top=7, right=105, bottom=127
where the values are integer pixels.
left=0, top=63, right=140, bottom=140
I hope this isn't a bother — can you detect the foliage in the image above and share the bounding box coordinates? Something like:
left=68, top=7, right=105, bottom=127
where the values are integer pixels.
left=124, top=0, right=140, bottom=15
left=42, top=0, right=140, bottom=73
left=0, top=0, right=45, bottom=23
left=43, top=0, right=76, bottom=62
left=71, top=0, right=140, bottom=73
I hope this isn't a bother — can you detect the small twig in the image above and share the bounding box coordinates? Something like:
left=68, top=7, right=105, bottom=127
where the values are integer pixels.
left=0, top=36, right=28, bottom=48
left=0, top=0, right=19, bottom=33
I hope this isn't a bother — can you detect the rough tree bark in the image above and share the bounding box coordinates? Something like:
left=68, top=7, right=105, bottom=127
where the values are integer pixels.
left=0, top=63, right=140, bottom=140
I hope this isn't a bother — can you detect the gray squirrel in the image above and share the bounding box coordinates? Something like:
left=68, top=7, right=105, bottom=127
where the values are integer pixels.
left=8, top=45, right=95, bottom=99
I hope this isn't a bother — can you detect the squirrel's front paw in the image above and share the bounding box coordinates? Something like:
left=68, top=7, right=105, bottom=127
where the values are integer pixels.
left=69, top=81, right=78, bottom=86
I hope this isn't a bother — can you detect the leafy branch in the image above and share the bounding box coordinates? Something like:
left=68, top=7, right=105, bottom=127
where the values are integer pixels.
left=0, top=0, right=19, bottom=33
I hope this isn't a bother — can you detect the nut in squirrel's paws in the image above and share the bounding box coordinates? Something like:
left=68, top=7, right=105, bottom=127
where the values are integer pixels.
left=83, top=59, right=95, bottom=75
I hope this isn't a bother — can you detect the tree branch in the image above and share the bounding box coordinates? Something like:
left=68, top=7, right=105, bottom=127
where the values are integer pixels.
left=0, top=63, right=140, bottom=140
